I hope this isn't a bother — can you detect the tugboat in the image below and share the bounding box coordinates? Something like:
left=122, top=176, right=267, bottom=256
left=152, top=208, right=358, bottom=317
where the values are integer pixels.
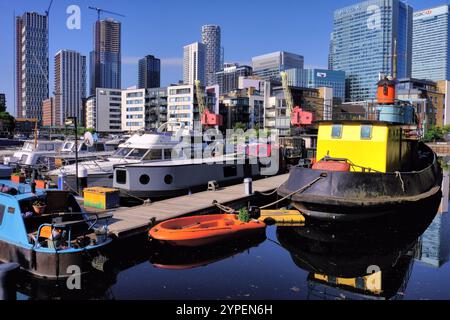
left=278, top=78, right=443, bottom=221
left=0, top=181, right=113, bottom=279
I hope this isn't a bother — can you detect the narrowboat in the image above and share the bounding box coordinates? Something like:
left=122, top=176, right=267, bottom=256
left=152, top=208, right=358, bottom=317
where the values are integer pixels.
left=278, top=78, right=443, bottom=221
left=0, top=181, right=113, bottom=279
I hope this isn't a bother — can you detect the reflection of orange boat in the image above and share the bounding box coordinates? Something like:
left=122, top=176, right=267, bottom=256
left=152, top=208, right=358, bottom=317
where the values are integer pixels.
left=149, top=214, right=266, bottom=247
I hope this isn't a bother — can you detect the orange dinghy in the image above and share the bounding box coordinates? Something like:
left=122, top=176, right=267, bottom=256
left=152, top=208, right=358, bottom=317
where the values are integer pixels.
left=149, top=214, right=266, bottom=247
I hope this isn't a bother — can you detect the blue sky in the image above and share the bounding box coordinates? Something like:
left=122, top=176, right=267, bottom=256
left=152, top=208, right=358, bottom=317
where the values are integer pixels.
left=0, top=0, right=446, bottom=115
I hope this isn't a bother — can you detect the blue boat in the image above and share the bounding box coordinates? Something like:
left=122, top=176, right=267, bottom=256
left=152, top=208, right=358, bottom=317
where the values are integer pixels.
left=0, top=180, right=113, bottom=279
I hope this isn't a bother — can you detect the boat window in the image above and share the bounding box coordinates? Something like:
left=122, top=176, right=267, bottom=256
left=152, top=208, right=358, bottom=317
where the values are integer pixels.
left=94, top=143, right=105, bottom=152
left=139, top=174, right=150, bottom=185
left=331, top=125, right=343, bottom=139
left=144, top=149, right=163, bottom=161
left=361, top=125, right=373, bottom=140
left=116, top=170, right=127, bottom=184
left=0, top=205, right=5, bottom=226
left=164, top=149, right=172, bottom=160
left=23, top=142, right=34, bottom=151
left=128, top=149, right=150, bottom=159
left=224, top=165, right=238, bottom=178
left=80, top=144, right=88, bottom=152
left=113, top=148, right=133, bottom=158
left=164, top=175, right=173, bottom=185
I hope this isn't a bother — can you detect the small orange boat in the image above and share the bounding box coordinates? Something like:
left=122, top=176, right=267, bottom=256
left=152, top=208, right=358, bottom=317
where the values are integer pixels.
left=149, top=214, right=266, bottom=247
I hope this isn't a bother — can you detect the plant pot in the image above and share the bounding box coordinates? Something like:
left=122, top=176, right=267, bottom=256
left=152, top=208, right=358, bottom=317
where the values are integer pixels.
left=33, top=205, right=47, bottom=216
left=11, top=175, right=25, bottom=184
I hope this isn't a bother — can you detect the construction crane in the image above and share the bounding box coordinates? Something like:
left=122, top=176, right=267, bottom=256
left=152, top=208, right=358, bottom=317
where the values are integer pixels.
left=195, top=80, right=223, bottom=127
left=88, top=6, right=126, bottom=20
left=45, top=0, right=54, bottom=16
left=280, top=71, right=313, bottom=127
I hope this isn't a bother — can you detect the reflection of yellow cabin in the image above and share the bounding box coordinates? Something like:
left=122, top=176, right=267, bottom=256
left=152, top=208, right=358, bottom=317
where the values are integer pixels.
left=316, top=122, right=413, bottom=173
left=312, top=272, right=382, bottom=295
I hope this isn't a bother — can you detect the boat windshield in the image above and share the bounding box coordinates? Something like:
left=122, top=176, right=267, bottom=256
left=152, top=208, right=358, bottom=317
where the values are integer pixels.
left=126, top=148, right=149, bottom=160
left=22, top=142, right=35, bottom=151
left=112, top=147, right=133, bottom=158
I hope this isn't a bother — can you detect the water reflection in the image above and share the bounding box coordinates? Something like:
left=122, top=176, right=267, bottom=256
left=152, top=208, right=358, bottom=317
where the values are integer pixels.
left=276, top=201, right=440, bottom=300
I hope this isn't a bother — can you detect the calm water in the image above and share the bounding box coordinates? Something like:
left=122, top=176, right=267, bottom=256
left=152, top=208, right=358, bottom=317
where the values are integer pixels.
left=15, top=204, right=450, bottom=300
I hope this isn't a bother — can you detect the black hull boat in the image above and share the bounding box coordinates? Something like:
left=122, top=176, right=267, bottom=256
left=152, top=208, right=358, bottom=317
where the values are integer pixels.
left=278, top=142, right=442, bottom=221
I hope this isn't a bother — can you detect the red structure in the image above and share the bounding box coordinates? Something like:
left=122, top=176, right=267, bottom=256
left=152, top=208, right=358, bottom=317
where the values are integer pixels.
left=291, top=106, right=313, bottom=126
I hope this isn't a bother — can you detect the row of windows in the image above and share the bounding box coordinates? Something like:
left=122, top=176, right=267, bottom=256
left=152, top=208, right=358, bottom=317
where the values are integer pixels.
left=126, top=122, right=143, bottom=127
left=331, top=125, right=373, bottom=140
left=169, top=97, right=191, bottom=102
left=126, top=114, right=144, bottom=119
left=126, top=107, right=144, bottom=112
left=126, top=92, right=144, bottom=98
left=127, top=99, right=144, bottom=105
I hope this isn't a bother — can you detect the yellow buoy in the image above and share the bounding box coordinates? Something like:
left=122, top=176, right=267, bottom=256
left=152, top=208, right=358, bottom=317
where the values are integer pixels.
left=258, top=210, right=305, bottom=226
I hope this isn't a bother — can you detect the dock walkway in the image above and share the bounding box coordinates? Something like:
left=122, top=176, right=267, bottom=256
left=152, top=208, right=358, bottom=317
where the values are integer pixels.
left=103, top=174, right=289, bottom=239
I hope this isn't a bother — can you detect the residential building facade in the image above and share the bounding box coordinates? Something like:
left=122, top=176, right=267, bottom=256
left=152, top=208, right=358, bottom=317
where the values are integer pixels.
left=138, top=55, right=161, bottom=89
left=42, top=98, right=57, bottom=127
left=183, top=42, right=206, bottom=85
left=202, top=25, right=222, bottom=86
left=333, top=0, right=413, bottom=101
left=216, top=64, right=253, bottom=94
left=252, top=51, right=304, bottom=82
left=16, top=12, right=49, bottom=120
left=412, top=5, right=450, bottom=81
left=85, top=88, right=122, bottom=133
left=146, top=87, right=168, bottom=130
left=54, top=50, right=87, bottom=126
left=90, top=19, right=121, bottom=95
left=122, top=88, right=146, bottom=132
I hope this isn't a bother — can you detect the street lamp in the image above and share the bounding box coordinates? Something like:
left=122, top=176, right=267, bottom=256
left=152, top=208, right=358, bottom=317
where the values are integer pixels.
left=65, top=116, right=79, bottom=194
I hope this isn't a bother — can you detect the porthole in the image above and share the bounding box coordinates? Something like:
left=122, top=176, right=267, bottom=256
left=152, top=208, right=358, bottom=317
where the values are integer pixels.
left=139, top=174, right=150, bottom=185
left=164, top=175, right=173, bottom=185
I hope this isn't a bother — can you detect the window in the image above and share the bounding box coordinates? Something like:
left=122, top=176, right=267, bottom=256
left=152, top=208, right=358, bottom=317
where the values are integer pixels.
left=139, top=174, right=150, bottom=185
left=361, top=125, right=373, bottom=140
left=116, top=170, right=126, bottom=184
left=224, top=166, right=238, bottom=178
left=144, top=149, right=163, bottom=161
left=164, top=149, right=172, bottom=160
left=127, top=149, right=148, bottom=159
left=331, top=125, right=343, bottom=139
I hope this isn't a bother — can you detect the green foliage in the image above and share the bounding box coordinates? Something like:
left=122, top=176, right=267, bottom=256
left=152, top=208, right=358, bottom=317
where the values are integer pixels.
left=233, top=122, right=247, bottom=131
left=0, top=112, right=15, bottom=133
left=238, top=208, right=250, bottom=223
left=423, top=126, right=445, bottom=143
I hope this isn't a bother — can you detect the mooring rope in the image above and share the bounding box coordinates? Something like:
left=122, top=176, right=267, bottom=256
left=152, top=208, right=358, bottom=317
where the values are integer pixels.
left=259, top=176, right=325, bottom=209
left=257, top=188, right=278, bottom=196
left=395, top=171, right=406, bottom=193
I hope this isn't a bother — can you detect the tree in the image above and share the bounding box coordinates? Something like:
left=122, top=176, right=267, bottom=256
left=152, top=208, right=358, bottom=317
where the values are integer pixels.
left=423, top=126, right=444, bottom=143
left=233, top=122, right=247, bottom=131
left=0, top=112, right=15, bottom=134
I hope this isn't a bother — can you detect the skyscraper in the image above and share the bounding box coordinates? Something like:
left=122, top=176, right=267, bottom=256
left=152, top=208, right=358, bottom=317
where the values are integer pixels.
left=138, top=55, right=161, bottom=89
left=54, top=50, right=87, bottom=126
left=202, top=25, right=222, bottom=86
left=215, top=64, right=253, bottom=94
left=16, top=12, right=49, bottom=119
left=183, top=42, right=206, bottom=85
left=328, top=33, right=334, bottom=70
left=333, top=0, right=413, bottom=101
left=90, top=18, right=121, bottom=95
left=252, top=51, right=304, bottom=81
left=412, top=5, right=450, bottom=81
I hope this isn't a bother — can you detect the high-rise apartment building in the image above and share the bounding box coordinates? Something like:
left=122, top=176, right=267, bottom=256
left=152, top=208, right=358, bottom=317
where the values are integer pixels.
left=138, top=55, right=161, bottom=89
left=85, top=88, right=122, bottom=133
left=215, top=64, right=253, bottom=94
left=16, top=12, right=49, bottom=120
left=122, top=88, right=146, bottom=132
left=412, top=5, right=450, bottom=81
left=252, top=51, right=304, bottom=82
left=90, top=19, right=121, bottom=95
left=333, top=0, right=413, bottom=101
left=202, top=25, right=222, bottom=86
left=183, top=42, right=206, bottom=85
left=54, top=50, right=87, bottom=126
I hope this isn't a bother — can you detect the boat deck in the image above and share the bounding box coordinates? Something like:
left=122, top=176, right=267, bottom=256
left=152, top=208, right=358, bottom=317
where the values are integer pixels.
left=89, top=174, right=289, bottom=239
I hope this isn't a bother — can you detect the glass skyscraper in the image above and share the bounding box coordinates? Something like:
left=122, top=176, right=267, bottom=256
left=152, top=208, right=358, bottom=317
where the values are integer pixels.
left=90, top=18, right=122, bottom=95
left=252, top=51, right=304, bottom=82
left=332, top=0, right=413, bottom=102
left=138, top=55, right=161, bottom=89
left=412, top=5, right=450, bottom=81
left=202, top=25, right=221, bottom=86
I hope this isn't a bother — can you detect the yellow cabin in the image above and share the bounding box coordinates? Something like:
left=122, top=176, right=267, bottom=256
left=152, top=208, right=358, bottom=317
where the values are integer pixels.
left=316, top=121, right=413, bottom=173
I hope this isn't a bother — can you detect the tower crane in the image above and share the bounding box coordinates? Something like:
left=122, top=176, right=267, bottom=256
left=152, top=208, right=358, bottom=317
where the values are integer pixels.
left=88, top=6, right=126, bottom=20
left=280, top=71, right=313, bottom=127
left=195, top=80, right=223, bottom=128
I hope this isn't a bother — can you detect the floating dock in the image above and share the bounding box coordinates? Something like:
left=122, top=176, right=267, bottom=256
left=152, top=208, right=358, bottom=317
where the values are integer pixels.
left=89, top=174, right=289, bottom=239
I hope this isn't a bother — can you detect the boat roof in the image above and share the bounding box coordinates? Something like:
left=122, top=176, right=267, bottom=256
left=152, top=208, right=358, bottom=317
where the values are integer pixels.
left=119, top=154, right=245, bottom=168
left=118, top=133, right=181, bottom=149
left=0, top=180, right=46, bottom=200
left=317, top=120, right=416, bottom=127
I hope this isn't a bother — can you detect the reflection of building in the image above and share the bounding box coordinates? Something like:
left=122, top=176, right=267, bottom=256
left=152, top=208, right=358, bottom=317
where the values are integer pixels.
left=412, top=5, right=450, bottom=81
left=415, top=213, right=450, bottom=268
left=252, top=51, right=304, bottom=82
left=333, top=0, right=413, bottom=102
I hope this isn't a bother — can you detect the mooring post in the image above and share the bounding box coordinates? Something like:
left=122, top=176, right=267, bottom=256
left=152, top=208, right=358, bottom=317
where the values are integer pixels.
left=78, top=167, right=88, bottom=193
left=58, top=172, right=66, bottom=191
left=244, top=178, right=253, bottom=195
left=0, top=263, right=19, bottom=301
